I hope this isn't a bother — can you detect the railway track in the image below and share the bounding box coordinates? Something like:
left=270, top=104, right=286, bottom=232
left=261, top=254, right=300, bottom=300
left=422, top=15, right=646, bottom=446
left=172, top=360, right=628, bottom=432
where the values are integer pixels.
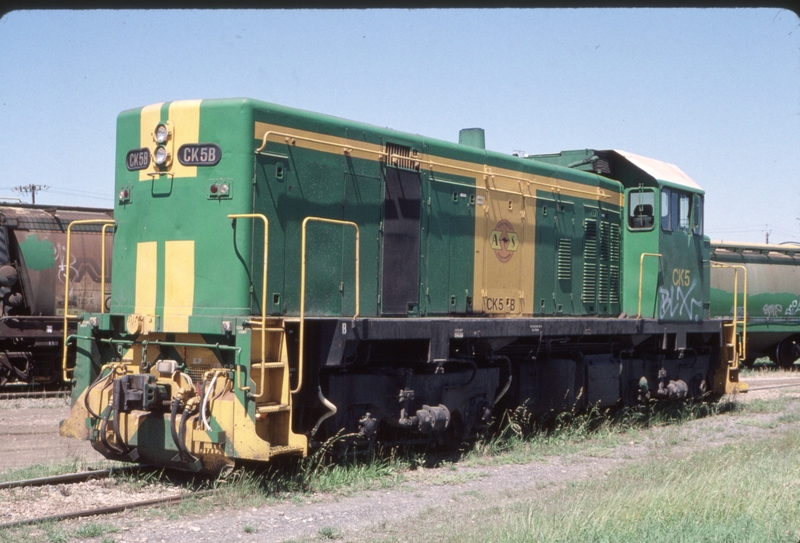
left=0, top=467, right=213, bottom=530
left=0, top=490, right=214, bottom=530
left=743, top=377, right=800, bottom=392
left=0, top=465, right=140, bottom=490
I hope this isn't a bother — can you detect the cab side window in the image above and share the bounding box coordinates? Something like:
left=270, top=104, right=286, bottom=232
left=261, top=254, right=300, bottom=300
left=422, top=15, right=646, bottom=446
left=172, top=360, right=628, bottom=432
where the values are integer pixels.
left=692, top=194, right=703, bottom=236
left=661, top=189, right=672, bottom=232
left=679, top=193, right=690, bottom=233
left=628, top=190, right=654, bottom=230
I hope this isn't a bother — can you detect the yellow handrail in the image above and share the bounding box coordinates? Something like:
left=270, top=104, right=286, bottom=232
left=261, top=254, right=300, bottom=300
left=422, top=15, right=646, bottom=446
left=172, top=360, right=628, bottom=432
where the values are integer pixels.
left=100, top=223, right=114, bottom=314
left=228, top=213, right=269, bottom=398
left=256, top=130, right=616, bottom=202
left=711, top=262, right=748, bottom=362
left=62, top=219, right=116, bottom=382
left=636, top=253, right=662, bottom=319
left=297, top=217, right=360, bottom=394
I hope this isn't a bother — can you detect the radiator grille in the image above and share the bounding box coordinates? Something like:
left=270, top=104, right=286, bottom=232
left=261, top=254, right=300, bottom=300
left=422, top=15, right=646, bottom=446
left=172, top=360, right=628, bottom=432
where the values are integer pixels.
left=386, top=143, right=417, bottom=170
left=557, top=238, right=572, bottom=281
left=582, top=219, right=597, bottom=303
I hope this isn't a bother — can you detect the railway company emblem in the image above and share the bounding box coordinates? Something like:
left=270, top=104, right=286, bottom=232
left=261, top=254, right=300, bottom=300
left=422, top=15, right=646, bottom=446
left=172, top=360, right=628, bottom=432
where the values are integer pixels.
left=490, top=220, right=519, bottom=263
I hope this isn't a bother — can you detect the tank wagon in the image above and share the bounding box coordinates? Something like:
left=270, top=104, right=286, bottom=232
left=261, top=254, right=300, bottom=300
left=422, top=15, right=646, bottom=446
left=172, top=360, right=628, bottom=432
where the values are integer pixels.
left=60, top=99, right=743, bottom=473
left=0, top=205, right=113, bottom=385
left=710, top=241, right=800, bottom=368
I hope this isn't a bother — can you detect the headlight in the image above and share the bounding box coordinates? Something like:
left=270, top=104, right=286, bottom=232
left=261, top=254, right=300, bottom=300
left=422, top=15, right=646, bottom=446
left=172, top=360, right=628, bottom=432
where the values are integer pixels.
left=154, top=123, right=169, bottom=144
left=154, top=146, right=169, bottom=166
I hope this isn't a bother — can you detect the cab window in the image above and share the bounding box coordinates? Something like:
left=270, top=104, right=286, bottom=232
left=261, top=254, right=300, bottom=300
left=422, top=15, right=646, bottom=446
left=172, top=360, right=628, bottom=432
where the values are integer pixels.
left=661, top=189, right=671, bottom=232
left=628, top=190, right=654, bottom=230
left=662, top=188, right=693, bottom=234
left=679, top=193, right=690, bottom=232
left=692, top=194, right=703, bottom=236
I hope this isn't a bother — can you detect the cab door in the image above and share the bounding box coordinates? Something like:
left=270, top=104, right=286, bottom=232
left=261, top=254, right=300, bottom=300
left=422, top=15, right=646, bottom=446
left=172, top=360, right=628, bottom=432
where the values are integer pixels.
left=620, top=187, right=660, bottom=318
left=656, top=188, right=705, bottom=322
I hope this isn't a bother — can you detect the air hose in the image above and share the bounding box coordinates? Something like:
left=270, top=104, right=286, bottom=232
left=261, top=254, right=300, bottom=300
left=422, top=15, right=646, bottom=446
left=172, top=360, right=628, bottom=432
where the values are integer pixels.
left=170, top=398, right=200, bottom=464
left=100, top=404, right=126, bottom=455
left=84, top=368, right=113, bottom=420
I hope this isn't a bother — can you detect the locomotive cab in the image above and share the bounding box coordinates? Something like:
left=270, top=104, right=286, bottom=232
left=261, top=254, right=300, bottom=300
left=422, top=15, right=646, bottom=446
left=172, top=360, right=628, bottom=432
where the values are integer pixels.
left=527, top=149, right=708, bottom=324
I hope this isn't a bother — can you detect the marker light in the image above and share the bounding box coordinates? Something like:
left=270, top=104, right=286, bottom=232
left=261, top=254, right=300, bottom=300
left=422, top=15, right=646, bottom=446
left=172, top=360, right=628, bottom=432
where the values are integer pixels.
left=119, top=188, right=130, bottom=200
left=210, top=184, right=219, bottom=194
left=154, top=146, right=169, bottom=166
left=219, top=183, right=229, bottom=195
left=154, top=123, right=169, bottom=144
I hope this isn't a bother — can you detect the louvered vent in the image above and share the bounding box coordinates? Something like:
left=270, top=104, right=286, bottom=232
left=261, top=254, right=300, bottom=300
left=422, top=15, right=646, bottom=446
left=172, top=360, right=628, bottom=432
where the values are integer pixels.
left=599, top=222, right=610, bottom=261
left=582, top=219, right=597, bottom=303
left=597, top=221, right=611, bottom=304
left=598, top=263, right=610, bottom=304
left=609, top=224, right=621, bottom=305
left=610, top=224, right=620, bottom=262
left=386, top=143, right=417, bottom=170
left=557, top=238, right=572, bottom=280
left=609, top=265, right=620, bottom=304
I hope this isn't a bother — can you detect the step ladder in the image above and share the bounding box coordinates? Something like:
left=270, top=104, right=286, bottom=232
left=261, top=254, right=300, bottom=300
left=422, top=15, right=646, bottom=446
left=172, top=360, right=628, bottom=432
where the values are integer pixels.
left=714, top=321, right=748, bottom=394
left=249, top=318, right=307, bottom=456
left=711, top=262, right=749, bottom=395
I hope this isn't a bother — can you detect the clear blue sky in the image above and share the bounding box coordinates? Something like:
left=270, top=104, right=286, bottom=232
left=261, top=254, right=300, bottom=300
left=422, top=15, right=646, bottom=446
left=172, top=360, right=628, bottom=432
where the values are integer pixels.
left=0, top=8, right=798, bottom=243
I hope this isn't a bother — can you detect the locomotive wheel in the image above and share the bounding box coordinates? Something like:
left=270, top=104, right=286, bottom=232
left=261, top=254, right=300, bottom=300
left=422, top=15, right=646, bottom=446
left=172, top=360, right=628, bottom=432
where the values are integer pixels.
left=775, top=338, right=799, bottom=370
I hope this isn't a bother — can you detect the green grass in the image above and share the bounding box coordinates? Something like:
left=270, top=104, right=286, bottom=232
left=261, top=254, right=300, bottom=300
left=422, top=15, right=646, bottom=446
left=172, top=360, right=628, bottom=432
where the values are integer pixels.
left=374, top=430, right=800, bottom=543
left=0, top=398, right=800, bottom=543
left=462, top=399, right=739, bottom=468
left=71, top=522, right=118, bottom=539
left=739, top=357, right=798, bottom=376
left=317, top=526, right=342, bottom=540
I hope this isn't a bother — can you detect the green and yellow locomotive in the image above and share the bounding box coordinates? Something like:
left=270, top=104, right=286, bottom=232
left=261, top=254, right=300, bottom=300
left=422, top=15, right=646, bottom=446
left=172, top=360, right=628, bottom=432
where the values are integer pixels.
left=60, top=99, right=744, bottom=473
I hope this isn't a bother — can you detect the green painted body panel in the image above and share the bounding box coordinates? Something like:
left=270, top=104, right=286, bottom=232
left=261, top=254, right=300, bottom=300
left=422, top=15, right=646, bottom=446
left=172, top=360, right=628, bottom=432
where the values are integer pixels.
left=423, top=173, right=475, bottom=315
left=529, top=150, right=707, bottom=322
left=532, top=192, right=621, bottom=316
left=246, top=100, right=638, bottom=320
left=112, top=102, right=254, bottom=319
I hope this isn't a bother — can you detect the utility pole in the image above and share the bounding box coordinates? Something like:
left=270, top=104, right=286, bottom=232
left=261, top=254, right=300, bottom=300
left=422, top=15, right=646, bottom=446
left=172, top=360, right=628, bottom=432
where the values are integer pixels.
left=12, top=184, right=49, bottom=204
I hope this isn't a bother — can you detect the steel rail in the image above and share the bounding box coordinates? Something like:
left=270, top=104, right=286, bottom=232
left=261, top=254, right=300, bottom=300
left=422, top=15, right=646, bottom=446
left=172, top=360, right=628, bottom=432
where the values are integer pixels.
left=0, top=466, right=142, bottom=490
left=0, top=490, right=215, bottom=530
left=744, top=380, right=800, bottom=392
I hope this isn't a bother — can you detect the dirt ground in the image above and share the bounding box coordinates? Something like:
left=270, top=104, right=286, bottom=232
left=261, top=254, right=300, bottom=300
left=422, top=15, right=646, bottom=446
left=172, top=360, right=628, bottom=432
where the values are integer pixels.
left=0, top=372, right=797, bottom=542
left=0, top=397, right=105, bottom=471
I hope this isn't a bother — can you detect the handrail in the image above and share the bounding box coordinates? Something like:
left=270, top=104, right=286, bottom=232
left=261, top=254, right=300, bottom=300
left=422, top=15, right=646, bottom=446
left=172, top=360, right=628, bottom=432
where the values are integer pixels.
left=297, top=217, right=360, bottom=394
left=100, top=223, right=114, bottom=314
left=228, top=213, right=269, bottom=398
left=636, top=253, right=662, bottom=319
left=711, top=262, right=748, bottom=362
left=257, top=130, right=387, bottom=161
left=61, top=219, right=116, bottom=382
left=255, top=130, right=617, bottom=202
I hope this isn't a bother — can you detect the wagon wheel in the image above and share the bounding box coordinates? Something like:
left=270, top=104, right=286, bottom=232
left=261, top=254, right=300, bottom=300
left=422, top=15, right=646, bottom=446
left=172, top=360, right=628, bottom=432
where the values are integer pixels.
left=775, top=338, right=799, bottom=370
